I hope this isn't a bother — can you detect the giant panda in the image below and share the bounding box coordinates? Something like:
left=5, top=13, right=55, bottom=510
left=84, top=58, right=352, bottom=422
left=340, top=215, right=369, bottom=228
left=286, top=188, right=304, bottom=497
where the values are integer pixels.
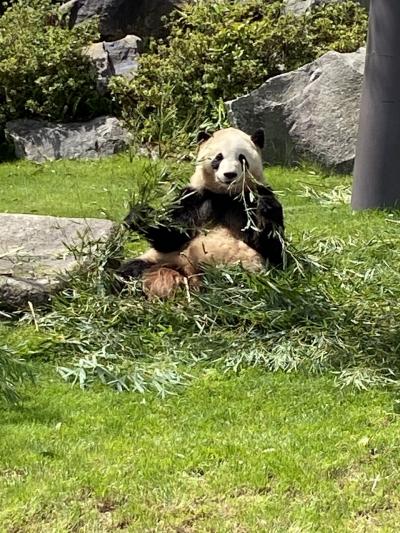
left=117, top=127, right=285, bottom=298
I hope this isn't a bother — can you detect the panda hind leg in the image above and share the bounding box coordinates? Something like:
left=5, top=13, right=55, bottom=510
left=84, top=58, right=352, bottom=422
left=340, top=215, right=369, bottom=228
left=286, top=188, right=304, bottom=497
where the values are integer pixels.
left=109, top=258, right=154, bottom=294
left=114, top=260, right=183, bottom=298
left=115, top=247, right=167, bottom=281
left=142, top=261, right=202, bottom=300
left=116, top=258, right=156, bottom=280
left=115, top=249, right=202, bottom=299
left=142, top=266, right=186, bottom=299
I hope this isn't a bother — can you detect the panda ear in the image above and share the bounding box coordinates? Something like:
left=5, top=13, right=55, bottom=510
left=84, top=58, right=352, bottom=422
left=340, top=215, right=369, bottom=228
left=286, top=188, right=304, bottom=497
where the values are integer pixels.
left=251, top=128, right=265, bottom=149
left=197, top=131, right=212, bottom=145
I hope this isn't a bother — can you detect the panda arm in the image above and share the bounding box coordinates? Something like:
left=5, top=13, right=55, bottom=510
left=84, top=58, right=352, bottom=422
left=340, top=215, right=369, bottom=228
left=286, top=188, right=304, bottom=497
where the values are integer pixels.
left=255, top=185, right=285, bottom=231
left=242, top=185, right=285, bottom=266
left=124, top=187, right=214, bottom=253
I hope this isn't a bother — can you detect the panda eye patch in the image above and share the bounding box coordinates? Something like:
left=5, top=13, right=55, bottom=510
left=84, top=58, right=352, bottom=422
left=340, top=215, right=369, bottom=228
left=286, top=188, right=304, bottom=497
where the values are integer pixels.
left=239, top=154, right=249, bottom=168
left=211, top=153, right=224, bottom=170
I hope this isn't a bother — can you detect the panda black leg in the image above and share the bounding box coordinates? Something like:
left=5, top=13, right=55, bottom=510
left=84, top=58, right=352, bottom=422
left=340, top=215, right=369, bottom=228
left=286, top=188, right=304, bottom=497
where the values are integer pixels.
left=266, top=237, right=285, bottom=268
left=116, top=259, right=156, bottom=280
left=109, top=258, right=155, bottom=294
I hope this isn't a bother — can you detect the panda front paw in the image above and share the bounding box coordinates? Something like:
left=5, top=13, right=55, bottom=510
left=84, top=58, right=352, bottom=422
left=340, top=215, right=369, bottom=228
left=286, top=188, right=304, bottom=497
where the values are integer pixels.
left=123, top=205, right=155, bottom=232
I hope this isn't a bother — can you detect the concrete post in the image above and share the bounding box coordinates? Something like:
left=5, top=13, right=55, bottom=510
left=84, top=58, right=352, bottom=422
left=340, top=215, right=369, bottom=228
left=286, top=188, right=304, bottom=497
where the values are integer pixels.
left=352, top=0, right=400, bottom=210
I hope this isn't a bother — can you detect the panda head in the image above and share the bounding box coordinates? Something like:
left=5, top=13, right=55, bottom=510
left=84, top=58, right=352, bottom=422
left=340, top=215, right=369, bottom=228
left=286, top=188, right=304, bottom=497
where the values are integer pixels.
left=192, top=127, right=265, bottom=193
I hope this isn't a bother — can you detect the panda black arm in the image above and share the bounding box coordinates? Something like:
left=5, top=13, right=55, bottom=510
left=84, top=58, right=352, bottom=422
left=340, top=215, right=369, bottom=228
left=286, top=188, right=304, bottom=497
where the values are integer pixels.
left=242, top=185, right=285, bottom=266
left=255, top=185, right=285, bottom=231
left=124, top=187, right=214, bottom=253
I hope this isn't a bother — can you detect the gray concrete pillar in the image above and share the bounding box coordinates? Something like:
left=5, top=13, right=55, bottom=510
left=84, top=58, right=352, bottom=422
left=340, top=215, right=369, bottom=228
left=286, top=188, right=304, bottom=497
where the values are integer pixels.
left=352, top=0, right=400, bottom=209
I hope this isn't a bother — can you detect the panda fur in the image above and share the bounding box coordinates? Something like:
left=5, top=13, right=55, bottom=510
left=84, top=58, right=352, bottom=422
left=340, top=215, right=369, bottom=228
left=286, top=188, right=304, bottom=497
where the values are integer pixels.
left=118, top=127, right=285, bottom=298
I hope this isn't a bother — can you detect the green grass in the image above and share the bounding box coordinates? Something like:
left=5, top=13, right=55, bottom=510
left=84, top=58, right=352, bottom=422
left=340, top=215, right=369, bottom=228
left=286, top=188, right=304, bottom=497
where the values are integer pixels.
left=0, top=155, right=177, bottom=220
left=1, top=154, right=400, bottom=530
left=2, top=369, right=400, bottom=531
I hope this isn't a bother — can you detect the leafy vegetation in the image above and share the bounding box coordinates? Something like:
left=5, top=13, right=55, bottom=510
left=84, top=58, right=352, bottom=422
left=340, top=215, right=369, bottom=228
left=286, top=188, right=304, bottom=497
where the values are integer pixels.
left=0, top=0, right=368, bottom=159
left=0, top=0, right=110, bottom=125
left=35, top=221, right=400, bottom=392
left=110, top=0, right=368, bottom=153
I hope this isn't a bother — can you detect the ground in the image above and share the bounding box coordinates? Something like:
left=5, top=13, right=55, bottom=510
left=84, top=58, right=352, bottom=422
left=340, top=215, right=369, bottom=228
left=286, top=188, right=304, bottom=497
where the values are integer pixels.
left=1, top=155, right=400, bottom=531
left=2, top=369, right=400, bottom=531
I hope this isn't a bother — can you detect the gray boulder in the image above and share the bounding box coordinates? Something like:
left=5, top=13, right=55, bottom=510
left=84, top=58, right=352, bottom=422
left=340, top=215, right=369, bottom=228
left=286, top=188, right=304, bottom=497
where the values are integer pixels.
left=104, top=35, right=140, bottom=77
left=66, top=0, right=188, bottom=42
left=0, top=214, right=114, bottom=310
left=84, top=35, right=140, bottom=94
left=6, top=116, right=129, bottom=162
left=283, top=0, right=369, bottom=14
left=226, top=48, right=366, bottom=173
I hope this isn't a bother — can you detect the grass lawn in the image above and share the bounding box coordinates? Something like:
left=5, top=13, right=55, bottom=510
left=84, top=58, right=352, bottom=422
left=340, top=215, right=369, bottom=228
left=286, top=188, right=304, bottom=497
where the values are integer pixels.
left=2, top=370, right=400, bottom=532
left=1, top=154, right=400, bottom=531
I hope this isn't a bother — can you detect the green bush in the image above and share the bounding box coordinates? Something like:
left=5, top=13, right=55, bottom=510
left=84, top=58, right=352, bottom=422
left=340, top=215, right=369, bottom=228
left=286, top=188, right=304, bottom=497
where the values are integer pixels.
left=110, top=0, right=368, bottom=154
left=0, top=0, right=110, bottom=124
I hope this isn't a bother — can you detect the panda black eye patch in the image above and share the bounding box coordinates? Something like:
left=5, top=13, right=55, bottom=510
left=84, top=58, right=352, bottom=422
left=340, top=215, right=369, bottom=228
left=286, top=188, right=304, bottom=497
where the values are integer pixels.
left=239, top=154, right=249, bottom=168
left=211, top=153, right=224, bottom=170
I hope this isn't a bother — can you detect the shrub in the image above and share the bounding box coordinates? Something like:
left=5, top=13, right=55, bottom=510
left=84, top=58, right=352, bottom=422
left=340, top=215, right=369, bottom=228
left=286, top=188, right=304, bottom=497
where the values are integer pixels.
left=0, top=0, right=111, bottom=124
left=110, top=0, right=368, bottom=155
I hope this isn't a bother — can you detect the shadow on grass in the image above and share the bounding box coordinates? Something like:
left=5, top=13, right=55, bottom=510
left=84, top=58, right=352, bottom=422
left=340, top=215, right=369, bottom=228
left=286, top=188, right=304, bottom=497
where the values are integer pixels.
left=1, top=394, right=64, bottom=425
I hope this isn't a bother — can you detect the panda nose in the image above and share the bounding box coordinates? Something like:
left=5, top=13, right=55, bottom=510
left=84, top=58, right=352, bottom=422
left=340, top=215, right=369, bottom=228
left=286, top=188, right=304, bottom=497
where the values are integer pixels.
left=223, top=172, right=238, bottom=181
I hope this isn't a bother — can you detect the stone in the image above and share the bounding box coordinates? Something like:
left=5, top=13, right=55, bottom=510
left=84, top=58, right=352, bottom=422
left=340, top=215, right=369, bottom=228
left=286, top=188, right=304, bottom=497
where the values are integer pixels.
left=83, top=42, right=113, bottom=95
left=104, top=35, right=140, bottom=77
left=0, top=214, right=114, bottom=310
left=69, top=0, right=188, bottom=42
left=5, top=116, right=129, bottom=162
left=84, top=35, right=140, bottom=94
left=226, top=48, right=366, bottom=173
left=282, top=0, right=369, bottom=15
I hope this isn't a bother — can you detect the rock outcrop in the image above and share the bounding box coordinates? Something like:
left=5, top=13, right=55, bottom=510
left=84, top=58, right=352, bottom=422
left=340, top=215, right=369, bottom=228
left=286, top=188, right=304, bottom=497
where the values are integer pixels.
left=226, top=48, right=366, bottom=173
left=66, top=0, right=188, bottom=41
left=0, top=214, right=114, bottom=310
left=84, top=35, right=140, bottom=94
left=6, top=116, right=129, bottom=162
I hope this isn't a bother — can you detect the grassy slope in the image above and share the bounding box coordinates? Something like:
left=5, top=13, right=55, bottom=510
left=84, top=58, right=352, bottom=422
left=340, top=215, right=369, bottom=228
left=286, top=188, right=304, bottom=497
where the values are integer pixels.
left=1, top=155, right=400, bottom=531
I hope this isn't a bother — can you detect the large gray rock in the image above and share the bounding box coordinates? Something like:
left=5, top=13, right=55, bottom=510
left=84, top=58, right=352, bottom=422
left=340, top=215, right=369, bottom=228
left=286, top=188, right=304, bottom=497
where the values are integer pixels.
left=5, top=116, right=129, bottom=162
left=0, top=214, right=114, bottom=310
left=104, top=35, right=140, bottom=77
left=283, top=0, right=369, bottom=14
left=226, top=48, right=366, bottom=173
left=66, top=0, right=188, bottom=42
left=84, top=35, right=140, bottom=94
